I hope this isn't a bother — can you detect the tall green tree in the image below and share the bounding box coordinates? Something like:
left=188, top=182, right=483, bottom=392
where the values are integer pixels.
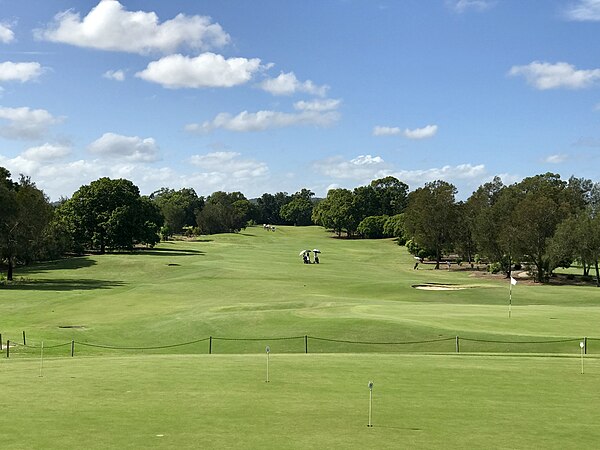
left=280, top=189, right=314, bottom=226
left=404, top=180, right=458, bottom=269
left=196, top=191, right=253, bottom=234
left=311, top=188, right=358, bottom=237
left=150, top=187, right=203, bottom=237
left=370, top=176, right=409, bottom=216
left=58, top=177, right=162, bottom=253
left=0, top=173, right=52, bottom=280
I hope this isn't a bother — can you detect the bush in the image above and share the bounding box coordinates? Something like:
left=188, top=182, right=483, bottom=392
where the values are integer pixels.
left=357, top=216, right=388, bottom=239
left=487, top=262, right=502, bottom=274
left=581, top=275, right=593, bottom=282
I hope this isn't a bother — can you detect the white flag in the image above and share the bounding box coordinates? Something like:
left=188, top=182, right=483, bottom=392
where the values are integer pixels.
left=510, top=277, right=517, bottom=285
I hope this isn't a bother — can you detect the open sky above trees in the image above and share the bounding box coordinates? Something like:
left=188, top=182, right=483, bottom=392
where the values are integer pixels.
left=1, top=0, right=600, bottom=201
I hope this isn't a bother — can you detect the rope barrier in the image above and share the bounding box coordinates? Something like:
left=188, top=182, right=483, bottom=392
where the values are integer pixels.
left=309, top=336, right=456, bottom=345
left=213, top=336, right=304, bottom=342
left=459, top=337, right=581, bottom=344
left=75, top=337, right=210, bottom=350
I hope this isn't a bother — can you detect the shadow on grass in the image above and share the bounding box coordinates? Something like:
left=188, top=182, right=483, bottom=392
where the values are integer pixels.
left=22, top=257, right=97, bottom=273
left=130, top=247, right=204, bottom=257
left=2, top=278, right=126, bottom=291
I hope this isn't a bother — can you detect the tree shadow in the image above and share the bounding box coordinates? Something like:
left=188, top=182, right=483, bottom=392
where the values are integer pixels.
left=130, top=247, right=204, bottom=256
left=2, top=278, right=126, bottom=291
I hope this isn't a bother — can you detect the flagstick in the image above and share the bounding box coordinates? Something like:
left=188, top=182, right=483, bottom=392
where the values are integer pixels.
left=509, top=282, right=512, bottom=319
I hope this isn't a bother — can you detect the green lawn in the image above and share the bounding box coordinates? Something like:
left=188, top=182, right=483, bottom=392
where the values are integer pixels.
left=1, top=353, right=598, bottom=449
left=1, top=225, right=600, bottom=448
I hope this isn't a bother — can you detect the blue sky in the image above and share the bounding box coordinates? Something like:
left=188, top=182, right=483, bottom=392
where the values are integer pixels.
left=1, top=0, right=599, bottom=201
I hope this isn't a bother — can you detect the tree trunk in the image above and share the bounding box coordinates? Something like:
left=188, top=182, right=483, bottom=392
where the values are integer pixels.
left=595, top=261, right=600, bottom=288
left=583, top=261, right=590, bottom=277
left=7, top=257, right=13, bottom=281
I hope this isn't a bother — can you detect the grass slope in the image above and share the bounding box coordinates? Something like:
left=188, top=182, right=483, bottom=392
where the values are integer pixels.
left=1, top=225, right=599, bottom=356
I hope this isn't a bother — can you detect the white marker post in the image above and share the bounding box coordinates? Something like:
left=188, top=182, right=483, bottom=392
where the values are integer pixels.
left=265, top=346, right=270, bottom=383
left=367, top=381, right=374, bottom=427
left=580, top=341, right=585, bottom=374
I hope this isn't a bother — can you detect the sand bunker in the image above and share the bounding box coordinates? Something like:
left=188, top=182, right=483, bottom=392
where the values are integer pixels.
left=412, top=283, right=471, bottom=291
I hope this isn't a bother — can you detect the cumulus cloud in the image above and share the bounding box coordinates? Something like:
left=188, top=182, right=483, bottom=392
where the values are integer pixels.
left=294, top=98, right=341, bottom=112
left=0, top=106, right=63, bottom=140
left=0, top=22, right=15, bottom=43
left=312, top=155, right=390, bottom=180
left=391, top=164, right=486, bottom=184
left=35, top=0, right=230, bottom=54
left=373, top=126, right=401, bottom=136
left=103, top=69, right=125, bottom=81
left=563, top=0, right=600, bottom=21
left=190, top=151, right=268, bottom=178
left=448, top=0, right=495, bottom=12
left=259, top=72, right=329, bottom=97
left=22, top=143, right=71, bottom=161
left=136, top=53, right=263, bottom=89
left=509, top=61, right=600, bottom=90
left=0, top=62, right=44, bottom=83
left=88, top=132, right=159, bottom=162
left=373, top=124, right=438, bottom=139
left=188, top=108, right=340, bottom=133
left=403, top=124, right=438, bottom=139
left=543, top=154, right=567, bottom=164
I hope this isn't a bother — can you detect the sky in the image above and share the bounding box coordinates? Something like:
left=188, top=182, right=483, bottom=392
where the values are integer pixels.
left=1, top=0, right=600, bottom=201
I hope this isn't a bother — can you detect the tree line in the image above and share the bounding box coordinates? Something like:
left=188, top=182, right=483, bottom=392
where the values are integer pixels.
left=1, top=166, right=599, bottom=285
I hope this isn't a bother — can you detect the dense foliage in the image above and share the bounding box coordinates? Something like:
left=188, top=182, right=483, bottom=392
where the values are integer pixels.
left=1, top=166, right=599, bottom=285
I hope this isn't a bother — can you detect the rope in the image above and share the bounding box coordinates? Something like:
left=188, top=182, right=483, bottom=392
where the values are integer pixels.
left=309, top=336, right=456, bottom=345
left=213, top=336, right=304, bottom=342
left=459, top=337, right=581, bottom=344
left=75, top=337, right=210, bottom=350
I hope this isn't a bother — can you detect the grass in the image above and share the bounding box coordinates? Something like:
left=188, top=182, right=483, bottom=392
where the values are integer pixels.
left=1, top=353, right=599, bottom=449
left=2, top=225, right=600, bottom=447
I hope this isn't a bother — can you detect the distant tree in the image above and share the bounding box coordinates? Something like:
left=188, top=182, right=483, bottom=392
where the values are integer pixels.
left=357, top=216, right=388, bottom=239
left=280, top=189, right=314, bottom=226
left=549, top=212, right=600, bottom=286
left=256, top=192, right=291, bottom=224
left=370, top=176, right=409, bottom=215
left=196, top=191, right=253, bottom=234
left=150, top=187, right=203, bottom=236
left=58, top=177, right=162, bottom=253
left=404, top=180, right=458, bottom=269
left=311, top=188, right=359, bottom=237
left=0, top=173, right=52, bottom=280
left=352, top=185, right=381, bottom=219
left=383, top=214, right=406, bottom=244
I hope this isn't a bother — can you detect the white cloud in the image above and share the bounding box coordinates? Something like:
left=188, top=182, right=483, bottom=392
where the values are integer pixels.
left=188, top=108, right=340, bottom=133
left=190, top=151, right=269, bottom=178
left=449, top=0, right=495, bottom=12
left=509, top=61, right=600, bottom=90
left=373, top=126, right=401, bottom=136
left=543, top=154, right=567, bottom=164
left=0, top=106, right=63, bottom=140
left=0, top=22, right=15, bottom=43
left=35, top=0, right=230, bottom=54
left=0, top=61, right=44, bottom=82
left=103, top=69, right=125, bottom=81
left=88, top=132, right=159, bottom=162
left=259, top=72, right=329, bottom=97
left=23, top=143, right=71, bottom=161
left=403, top=124, right=438, bottom=139
left=373, top=124, right=438, bottom=138
left=312, top=155, right=390, bottom=180
left=136, top=53, right=263, bottom=89
left=563, top=0, right=600, bottom=21
left=391, top=164, right=486, bottom=184
left=294, top=99, right=341, bottom=112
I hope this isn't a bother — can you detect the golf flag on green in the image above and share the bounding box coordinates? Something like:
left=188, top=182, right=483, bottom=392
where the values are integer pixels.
left=510, top=277, right=517, bottom=285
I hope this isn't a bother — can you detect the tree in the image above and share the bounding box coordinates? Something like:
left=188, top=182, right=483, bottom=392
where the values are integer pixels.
left=196, top=191, right=253, bottom=234
left=549, top=211, right=600, bottom=286
left=357, top=216, right=388, bottom=239
left=255, top=192, right=291, bottom=224
left=311, top=188, right=359, bottom=237
left=58, top=177, right=162, bottom=253
left=404, top=180, right=458, bottom=269
left=508, top=173, right=578, bottom=282
left=150, top=187, right=203, bottom=236
left=383, top=214, right=406, bottom=244
left=280, top=189, right=314, bottom=226
left=0, top=173, right=52, bottom=280
left=370, top=176, right=409, bottom=216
